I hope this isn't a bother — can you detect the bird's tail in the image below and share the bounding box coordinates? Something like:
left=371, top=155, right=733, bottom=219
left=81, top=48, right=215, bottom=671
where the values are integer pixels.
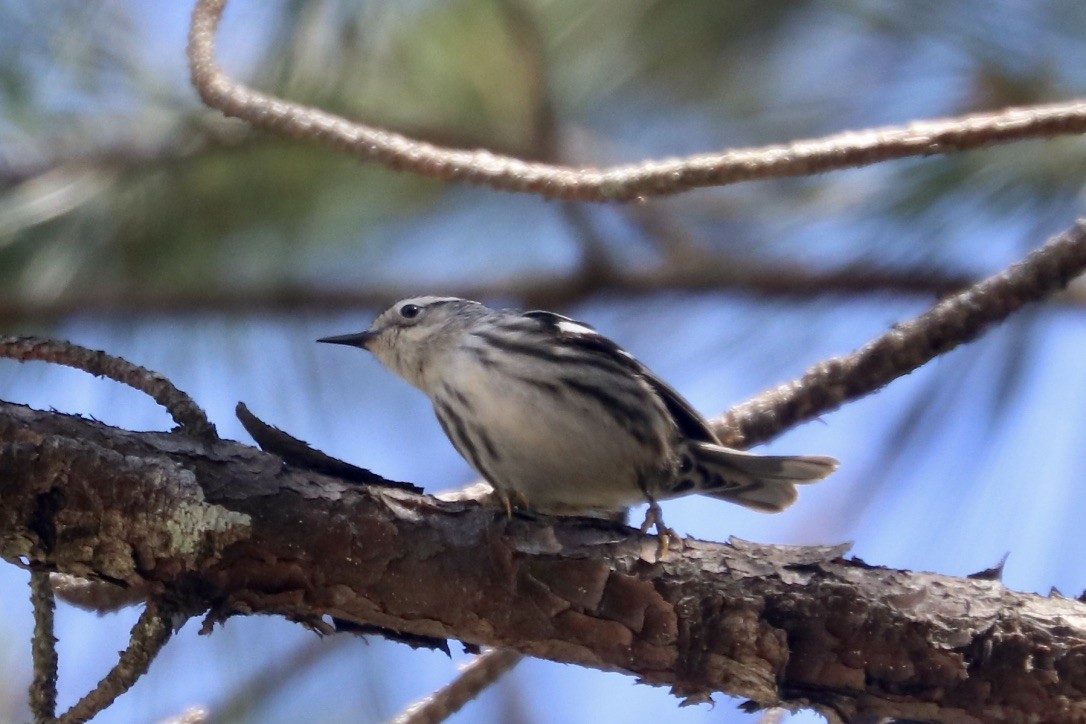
left=686, top=441, right=838, bottom=512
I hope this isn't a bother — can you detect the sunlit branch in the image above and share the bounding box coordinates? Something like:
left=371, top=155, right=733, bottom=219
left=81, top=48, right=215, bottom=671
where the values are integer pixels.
left=390, top=649, right=524, bottom=724
left=29, top=570, right=58, bottom=724
left=0, top=337, right=218, bottom=441
left=57, top=603, right=177, bottom=724
left=714, top=220, right=1086, bottom=448
left=188, top=0, right=1086, bottom=202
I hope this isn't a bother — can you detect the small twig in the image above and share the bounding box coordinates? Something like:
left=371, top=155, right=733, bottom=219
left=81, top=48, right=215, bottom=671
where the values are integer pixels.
left=390, top=649, right=524, bottom=724
left=29, top=570, right=59, bottom=724
left=0, top=336, right=217, bottom=442
left=187, top=0, right=1086, bottom=202
left=715, top=220, right=1086, bottom=448
left=57, top=603, right=178, bottom=724
left=235, top=403, right=420, bottom=492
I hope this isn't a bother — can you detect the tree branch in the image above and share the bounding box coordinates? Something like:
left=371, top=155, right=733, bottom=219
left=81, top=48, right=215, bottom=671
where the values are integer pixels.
left=57, top=603, right=178, bottom=724
left=714, top=220, right=1086, bottom=447
left=390, top=649, right=524, bottom=724
left=0, top=260, right=993, bottom=326
left=0, top=337, right=218, bottom=442
left=29, top=569, right=58, bottom=723
left=187, top=0, right=1086, bottom=202
left=2, top=401, right=1084, bottom=722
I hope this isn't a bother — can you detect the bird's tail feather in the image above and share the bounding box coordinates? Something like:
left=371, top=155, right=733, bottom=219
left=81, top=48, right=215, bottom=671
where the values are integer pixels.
left=687, top=441, right=838, bottom=513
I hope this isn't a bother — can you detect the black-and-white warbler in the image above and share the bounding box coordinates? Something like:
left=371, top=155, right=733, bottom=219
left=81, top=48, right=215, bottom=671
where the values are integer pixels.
left=319, top=297, right=837, bottom=535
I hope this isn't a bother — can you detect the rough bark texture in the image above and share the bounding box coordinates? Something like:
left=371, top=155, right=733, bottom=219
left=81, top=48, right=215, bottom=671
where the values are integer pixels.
left=2, top=400, right=1085, bottom=722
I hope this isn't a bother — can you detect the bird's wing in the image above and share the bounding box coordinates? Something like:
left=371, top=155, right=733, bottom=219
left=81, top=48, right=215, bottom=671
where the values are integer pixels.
left=520, top=310, right=719, bottom=443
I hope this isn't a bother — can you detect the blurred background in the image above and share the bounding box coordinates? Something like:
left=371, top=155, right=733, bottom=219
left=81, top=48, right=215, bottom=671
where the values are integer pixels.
left=1, top=0, right=1085, bottom=722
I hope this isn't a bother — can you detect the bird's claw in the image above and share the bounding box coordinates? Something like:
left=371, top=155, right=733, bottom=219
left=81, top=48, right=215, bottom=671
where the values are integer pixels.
left=640, top=499, right=684, bottom=560
left=488, top=488, right=530, bottom=518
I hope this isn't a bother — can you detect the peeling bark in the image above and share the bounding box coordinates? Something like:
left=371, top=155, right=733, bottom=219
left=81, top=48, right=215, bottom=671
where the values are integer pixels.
left=2, top=400, right=1084, bottom=722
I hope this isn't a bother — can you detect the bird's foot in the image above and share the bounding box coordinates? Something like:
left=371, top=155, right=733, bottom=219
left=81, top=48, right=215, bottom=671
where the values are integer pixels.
left=639, top=499, right=683, bottom=560
left=484, top=488, right=530, bottom=518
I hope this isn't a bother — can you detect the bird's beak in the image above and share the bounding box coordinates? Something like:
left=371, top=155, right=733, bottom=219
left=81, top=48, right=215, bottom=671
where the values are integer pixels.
left=317, top=331, right=376, bottom=349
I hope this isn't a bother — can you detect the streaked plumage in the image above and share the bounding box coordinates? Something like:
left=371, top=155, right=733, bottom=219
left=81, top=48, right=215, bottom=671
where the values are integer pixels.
left=319, top=296, right=837, bottom=518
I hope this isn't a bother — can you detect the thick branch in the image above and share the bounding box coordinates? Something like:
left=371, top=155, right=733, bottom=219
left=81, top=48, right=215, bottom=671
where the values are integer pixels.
left=187, top=0, right=1086, bottom=202
left=2, top=401, right=1084, bottom=722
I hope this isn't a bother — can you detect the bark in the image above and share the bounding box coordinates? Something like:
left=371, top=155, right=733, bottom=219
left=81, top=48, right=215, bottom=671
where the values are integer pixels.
left=2, top=399, right=1084, bottom=723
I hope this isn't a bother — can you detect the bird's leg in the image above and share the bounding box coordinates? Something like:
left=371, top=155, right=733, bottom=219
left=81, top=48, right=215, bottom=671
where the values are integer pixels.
left=639, top=497, right=683, bottom=559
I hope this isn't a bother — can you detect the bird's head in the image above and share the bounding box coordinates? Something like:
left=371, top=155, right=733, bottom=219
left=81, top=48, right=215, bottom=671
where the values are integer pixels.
left=318, top=296, right=484, bottom=390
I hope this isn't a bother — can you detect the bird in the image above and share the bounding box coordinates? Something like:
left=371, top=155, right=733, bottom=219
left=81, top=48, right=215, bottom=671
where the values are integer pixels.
left=318, top=296, right=837, bottom=542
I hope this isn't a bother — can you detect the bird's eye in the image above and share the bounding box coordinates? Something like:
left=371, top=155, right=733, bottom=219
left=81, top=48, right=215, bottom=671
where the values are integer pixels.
left=400, top=304, right=420, bottom=319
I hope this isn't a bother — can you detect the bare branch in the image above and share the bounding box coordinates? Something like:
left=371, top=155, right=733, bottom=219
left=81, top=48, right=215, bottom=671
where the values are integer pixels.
left=714, top=220, right=1086, bottom=448
left=57, top=603, right=177, bottom=724
left=3, top=401, right=1085, bottom=721
left=187, top=0, right=1086, bottom=202
left=29, top=570, right=58, bottom=724
left=0, top=336, right=217, bottom=442
left=390, top=649, right=524, bottom=724
left=0, top=260, right=986, bottom=326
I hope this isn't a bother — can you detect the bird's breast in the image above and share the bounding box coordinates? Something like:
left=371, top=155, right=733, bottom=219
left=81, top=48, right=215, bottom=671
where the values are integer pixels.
left=433, top=349, right=673, bottom=511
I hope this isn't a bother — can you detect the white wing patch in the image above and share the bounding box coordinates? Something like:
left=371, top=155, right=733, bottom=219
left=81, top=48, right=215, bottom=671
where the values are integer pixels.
left=556, top=319, right=598, bottom=337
